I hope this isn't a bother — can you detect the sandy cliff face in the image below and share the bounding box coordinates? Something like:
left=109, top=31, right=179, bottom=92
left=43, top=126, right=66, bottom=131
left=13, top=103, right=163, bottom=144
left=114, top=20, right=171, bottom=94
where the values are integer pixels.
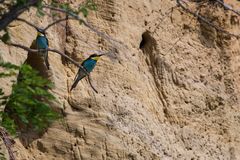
left=1, top=0, right=240, bottom=159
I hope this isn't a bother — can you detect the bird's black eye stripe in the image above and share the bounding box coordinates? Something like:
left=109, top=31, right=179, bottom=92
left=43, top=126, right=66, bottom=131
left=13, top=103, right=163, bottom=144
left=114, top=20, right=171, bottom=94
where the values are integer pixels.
left=37, top=28, right=46, bottom=34
left=89, top=54, right=98, bottom=58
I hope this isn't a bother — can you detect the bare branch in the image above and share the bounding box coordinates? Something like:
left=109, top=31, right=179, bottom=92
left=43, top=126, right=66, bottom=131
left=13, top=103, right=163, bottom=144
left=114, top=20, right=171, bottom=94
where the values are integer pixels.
left=42, top=11, right=66, bottom=28
left=6, top=42, right=105, bottom=93
left=215, top=0, right=240, bottom=16
left=0, top=2, right=122, bottom=94
left=176, top=0, right=240, bottom=38
left=16, top=18, right=40, bottom=30
left=87, top=75, right=98, bottom=93
left=0, top=0, right=38, bottom=31
left=6, top=42, right=89, bottom=76
left=43, top=16, right=69, bottom=31
left=6, top=42, right=110, bottom=93
left=16, top=17, right=70, bottom=32
left=7, top=42, right=107, bottom=93
left=43, top=5, right=126, bottom=48
left=0, top=128, right=15, bottom=160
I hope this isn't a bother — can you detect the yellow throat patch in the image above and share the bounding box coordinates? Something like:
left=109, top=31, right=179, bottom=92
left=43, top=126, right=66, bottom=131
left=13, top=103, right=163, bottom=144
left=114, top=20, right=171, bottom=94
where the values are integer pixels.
left=37, top=32, right=44, bottom=36
left=91, top=56, right=100, bottom=61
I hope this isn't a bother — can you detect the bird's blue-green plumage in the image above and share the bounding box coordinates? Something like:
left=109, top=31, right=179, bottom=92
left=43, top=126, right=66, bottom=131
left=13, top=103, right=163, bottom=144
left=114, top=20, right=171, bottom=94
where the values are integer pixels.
left=70, top=55, right=99, bottom=91
left=82, top=58, right=97, bottom=72
left=36, top=33, right=50, bottom=69
left=36, top=36, right=48, bottom=49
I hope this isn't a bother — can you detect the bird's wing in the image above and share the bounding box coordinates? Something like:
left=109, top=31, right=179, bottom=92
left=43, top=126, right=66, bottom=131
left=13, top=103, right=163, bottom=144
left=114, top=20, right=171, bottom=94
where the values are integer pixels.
left=46, top=36, right=49, bottom=46
left=36, top=36, right=49, bottom=69
left=36, top=36, right=48, bottom=48
left=70, top=67, right=88, bottom=91
left=81, top=57, right=90, bottom=66
left=82, top=59, right=97, bottom=73
left=44, top=52, right=50, bottom=70
left=45, top=36, right=49, bottom=69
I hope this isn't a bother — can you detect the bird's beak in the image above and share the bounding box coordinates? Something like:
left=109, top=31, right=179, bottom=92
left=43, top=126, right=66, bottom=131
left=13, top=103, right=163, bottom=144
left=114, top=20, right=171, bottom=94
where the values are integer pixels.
left=97, top=54, right=105, bottom=60
left=37, top=28, right=45, bottom=36
left=37, top=32, right=44, bottom=36
left=92, top=56, right=100, bottom=61
left=92, top=54, right=104, bottom=61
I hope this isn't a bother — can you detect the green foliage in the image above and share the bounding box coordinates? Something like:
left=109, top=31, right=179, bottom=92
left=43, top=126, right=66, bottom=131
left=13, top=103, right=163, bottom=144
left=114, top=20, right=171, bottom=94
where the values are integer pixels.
left=36, top=0, right=45, bottom=17
left=0, top=88, right=8, bottom=106
left=0, top=62, right=18, bottom=78
left=0, top=0, right=98, bottom=135
left=51, top=0, right=97, bottom=17
left=0, top=62, right=19, bottom=70
left=79, top=0, right=97, bottom=17
left=16, top=0, right=27, bottom=6
left=51, top=0, right=71, bottom=11
left=0, top=62, right=59, bottom=135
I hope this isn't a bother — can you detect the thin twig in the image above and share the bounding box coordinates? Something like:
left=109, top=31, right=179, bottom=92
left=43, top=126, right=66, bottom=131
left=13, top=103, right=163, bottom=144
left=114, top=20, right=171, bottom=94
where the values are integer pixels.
left=13, top=5, right=125, bottom=55
left=15, top=6, right=125, bottom=52
left=43, top=16, right=70, bottom=31
left=215, top=0, right=240, bottom=16
left=87, top=75, right=98, bottom=93
left=0, top=0, right=38, bottom=31
left=6, top=42, right=89, bottom=76
left=41, top=10, right=67, bottom=28
left=16, top=17, right=71, bottom=32
left=165, top=16, right=195, bottom=53
left=43, top=5, right=126, bottom=48
left=153, top=5, right=178, bottom=33
left=76, top=36, right=118, bottom=59
left=16, top=18, right=40, bottom=30
left=176, top=0, right=240, bottom=38
left=7, top=42, right=104, bottom=93
left=0, top=128, right=15, bottom=160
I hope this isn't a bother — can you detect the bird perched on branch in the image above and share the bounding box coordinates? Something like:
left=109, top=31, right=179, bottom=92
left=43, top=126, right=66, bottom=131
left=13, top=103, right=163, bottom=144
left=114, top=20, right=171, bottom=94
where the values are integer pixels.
left=70, top=54, right=103, bottom=91
left=36, top=28, right=50, bottom=69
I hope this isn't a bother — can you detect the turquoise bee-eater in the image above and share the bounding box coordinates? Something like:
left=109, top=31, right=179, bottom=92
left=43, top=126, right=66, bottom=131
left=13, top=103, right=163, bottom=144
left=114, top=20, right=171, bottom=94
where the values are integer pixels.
left=70, top=54, right=103, bottom=91
left=36, top=29, right=50, bottom=69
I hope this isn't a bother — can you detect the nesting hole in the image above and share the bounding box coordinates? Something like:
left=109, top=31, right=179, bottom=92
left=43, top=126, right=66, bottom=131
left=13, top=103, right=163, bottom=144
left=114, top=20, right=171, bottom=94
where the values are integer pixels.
left=140, top=31, right=152, bottom=50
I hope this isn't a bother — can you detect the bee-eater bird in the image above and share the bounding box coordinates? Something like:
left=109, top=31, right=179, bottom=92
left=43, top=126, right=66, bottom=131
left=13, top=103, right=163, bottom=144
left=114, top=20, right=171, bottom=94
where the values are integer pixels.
left=70, top=54, right=103, bottom=91
left=36, top=28, right=50, bottom=69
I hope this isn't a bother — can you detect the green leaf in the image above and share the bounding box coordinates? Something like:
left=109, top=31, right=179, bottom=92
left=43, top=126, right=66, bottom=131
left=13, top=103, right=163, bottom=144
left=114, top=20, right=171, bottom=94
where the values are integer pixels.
left=36, top=0, right=45, bottom=17
left=1, top=62, right=59, bottom=135
left=86, top=0, right=97, bottom=10
left=51, top=12, right=58, bottom=18
left=1, top=115, right=16, bottom=135
left=80, top=7, right=88, bottom=17
left=19, top=115, right=29, bottom=124
left=0, top=62, right=19, bottom=70
left=36, top=9, right=45, bottom=17
left=0, top=72, right=17, bottom=78
left=78, top=0, right=97, bottom=17
left=59, top=3, right=70, bottom=10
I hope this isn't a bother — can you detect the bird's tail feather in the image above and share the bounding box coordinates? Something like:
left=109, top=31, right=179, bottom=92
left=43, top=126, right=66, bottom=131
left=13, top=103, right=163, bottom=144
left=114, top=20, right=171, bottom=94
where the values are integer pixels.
left=70, top=79, right=79, bottom=91
left=70, top=70, right=87, bottom=91
left=44, top=51, right=50, bottom=70
left=73, top=69, right=80, bottom=81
